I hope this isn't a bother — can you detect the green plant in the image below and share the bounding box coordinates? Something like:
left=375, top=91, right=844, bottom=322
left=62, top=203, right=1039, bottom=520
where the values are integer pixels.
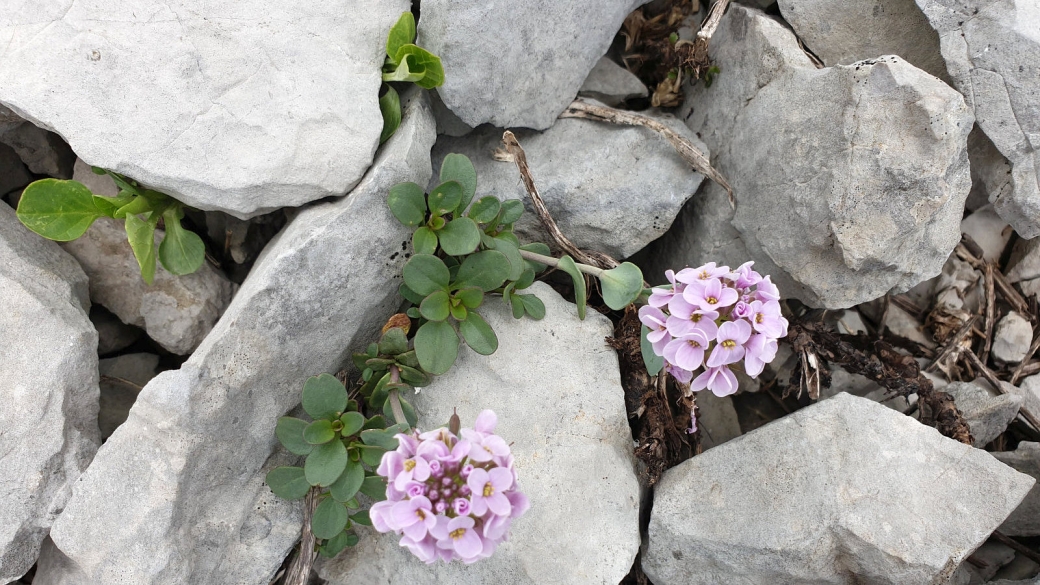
left=15, top=168, right=205, bottom=284
left=379, top=12, right=445, bottom=143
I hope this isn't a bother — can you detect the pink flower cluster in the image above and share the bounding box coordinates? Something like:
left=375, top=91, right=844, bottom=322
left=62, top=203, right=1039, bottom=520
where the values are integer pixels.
left=370, top=410, right=529, bottom=564
left=640, top=262, right=788, bottom=397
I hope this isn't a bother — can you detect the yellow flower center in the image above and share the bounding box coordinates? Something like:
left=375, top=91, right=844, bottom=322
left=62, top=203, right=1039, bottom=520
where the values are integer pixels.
left=706, top=297, right=718, bottom=305
left=690, top=314, right=701, bottom=322
left=722, top=340, right=736, bottom=348
left=404, top=459, right=416, bottom=472
left=688, top=340, right=700, bottom=348
left=416, top=509, right=427, bottom=520
left=450, top=528, right=466, bottom=540
left=699, top=270, right=710, bottom=279
left=483, top=483, right=494, bottom=497
left=756, top=313, right=764, bottom=323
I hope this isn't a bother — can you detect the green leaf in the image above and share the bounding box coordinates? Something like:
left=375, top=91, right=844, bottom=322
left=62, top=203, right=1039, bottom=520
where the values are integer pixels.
left=329, top=459, right=365, bottom=502
left=387, top=182, right=427, bottom=227
left=397, top=364, right=431, bottom=386
left=382, top=53, right=425, bottom=84
left=454, top=250, right=510, bottom=292
left=350, top=510, right=373, bottom=527
left=510, top=293, right=525, bottom=319
left=113, top=195, right=155, bottom=219
left=438, top=217, right=481, bottom=256
left=599, top=262, right=645, bottom=310
left=396, top=350, right=420, bottom=369
left=339, top=412, right=365, bottom=437
left=520, top=242, right=552, bottom=272
left=388, top=395, right=418, bottom=427
left=399, top=283, right=426, bottom=305
left=467, top=196, right=501, bottom=224
left=557, top=255, right=587, bottom=320
left=158, top=207, right=205, bottom=276
left=302, top=373, right=347, bottom=420
left=419, top=289, right=451, bottom=321
left=16, top=179, right=104, bottom=241
left=449, top=303, right=467, bottom=321
left=305, top=439, right=349, bottom=487
left=265, top=466, right=311, bottom=500
left=386, top=12, right=416, bottom=64
left=427, top=181, right=462, bottom=217
left=360, top=475, right=388, bottom=501
left=402, top=254, right=450, bottom=296
left=440, top=154, right=477, bottom=213
left=312, top=498, right=349, bottom=540
left=92, top=193, right=134, bottom=217
left=498, top=199, right=525, bottom=225
left=518, top=294, right=546, bottom=319
left=358, top=445, right=387, bottom=467
left=455, top=287, right=484, bottom=309
left=363, top=415, right=388, bottom=430
left=378, top=84, right=402, bottom=145
left=641, top=325, right=664, bottom=376
left=378, top=328, right=409, bottom=356
left=514, top=267, right=536, bottom=291
left=488, top=235, right=524, bottom=281
left=393, top=45, right=445, bottom=89
left=414, top=320, right=459, bottom=375
left=360, top=428, right=399, bottom=450
left=276, top=417, right=313, bottom=456
left=303, top=419, right=336, bottom=445
left=124, top=212, right=158, bottom=285
left=412, top=226, right=438, bottom=255
left=458, top=312, right=498, bottom=355
left=320, top=529, right=357, bottom=557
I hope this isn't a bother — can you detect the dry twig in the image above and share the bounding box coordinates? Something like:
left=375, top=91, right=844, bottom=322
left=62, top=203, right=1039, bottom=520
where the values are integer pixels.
left=692, top=0, right=731, bottom=65
left=981, top=263, right=996, bottom=363
left=925, top=315, right=977, bottom=375
left=1011, top=333, right=1040, bottom=384
left=282, top=488, right=319, bottom=585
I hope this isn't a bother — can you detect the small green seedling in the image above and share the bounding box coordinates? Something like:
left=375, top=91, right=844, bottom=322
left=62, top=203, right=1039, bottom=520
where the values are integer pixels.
left=379, top=12, right=445, bottom=143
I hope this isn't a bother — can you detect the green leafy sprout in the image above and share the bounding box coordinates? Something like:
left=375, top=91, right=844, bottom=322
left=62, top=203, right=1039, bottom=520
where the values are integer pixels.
left=15, top=168, right=206, bottom=284
left=379, top=12, right=445, bottom=144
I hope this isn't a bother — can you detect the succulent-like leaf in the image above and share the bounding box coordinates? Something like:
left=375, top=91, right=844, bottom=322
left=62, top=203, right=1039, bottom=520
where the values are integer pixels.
left=378, top=327, right=409, bottom=356
left=599, top=262, right=645, bottom=310
left=557, top=255, right=587, bottom=320
left=312, top=498, right=349, bottom=540
left=378, top=84, right=402, bottom=144
left=427, top=180, right=462, bottom=217
left=449, top=302, right=468, bottom=321
left=360, top=428, right=398, bottom=451
left=518, top=294, right=546, bottom=319
left=265, top=466, right=310, bottom=500
left=455, top=287, right=483, bottom=309
left=437, top=217, right=481, bottom=256
left=363, top=415, right=388, bottom=430
left=440, top=153, right=477, bottom=213
left=412, top=226, right=438, bottom=255
left=641, top=325, right=664, bottom=375
left=358, top=445, right=387, bottom=467
left=125, top=212, right=158, bottom=285
left=402, top=254, right=450, bottom=296
left=305, top=439, right=349, bottom=487
left=385, top=12, right=416, bottom=64
left=519, top=242, right=552, bottom=272
left=329, top=459, right=365, bottom=502
left=158, top=207, right=205, bottom=276
left=276, top=417, right=313, bottom=455
left=514, top=267, right=536, bottom=290
left=16, top=179, right=105, bottom=241
left=396, top=350, right=420, bottom=369
left=414, top=320, right=459, bottom=375
left=320, top=529, right=357, bottom=558
left=393, top=45, right=445, bottom=89
left=387, top=182, right=427, bottom=227
left=350, top=510, right=373, bottom=527
left=386, top=395, right=419, bottom=427
left=419, top=289, right=451, bottom=321
left=454, top=250, right=510, bottom=292
left=339, top=412, right=365, bottom=437
left=498, top=199, right=524, bottom=225
left=458, top=312, right=498, bottom=355
left=467, top=195, right=500, bottom=224
left=360, top=475, right=388, bottom=501
left=397, top=364, right=431, bottom=386
left=509, top=293, right=525, bottom=319
left=399, top=283, right=426, bottom=305
left=301, top=373, right=347, bottom=421
left=488, top=235, right=524, bottom=281
left=303, top=419, right=336, bottom=445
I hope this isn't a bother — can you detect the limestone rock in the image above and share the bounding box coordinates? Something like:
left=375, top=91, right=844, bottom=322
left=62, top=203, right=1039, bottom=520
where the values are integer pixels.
left=915, top=0, right=1040, bottom=238
left=648, top=5, right=973, bottom=308
left=431, top=114, right=707, bottom=259
left=320, top=282, right=640, bottom=585
left=418, top=0, right=645, bottom=130
left=961, top=205, right=1012, bottom=263
left=97, top=353, right=160, bottom=440
left=0, top=142, right=32, bottom=197
left=0, top=1, right=408, bottom=218
left=994, top=442, right=1040, bottom=537
left=1007, top=238, right=1040, bottom=284
left=993, top=312, right=1033, bottom=364
left=89, top=308, right=143, bottom=356
left=578, top=57, right=648, bottom=107
left=34, top=90, right=436, bottom=585
left=697, top=390, right=742, bottom=450
left=0, top=105, right=75, bottom=178
left=61, top=216, right=235, bottom=355
left=643, top=393, right=1035, bottom=585
left=0, top=203, right=99, bottom=582
left=943, top=380, right=1022, bottom=447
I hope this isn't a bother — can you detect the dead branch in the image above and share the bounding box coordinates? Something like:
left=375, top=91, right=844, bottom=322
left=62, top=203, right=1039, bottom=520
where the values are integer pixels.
left=925, top=315, right=977, bottom=375
left=692, top=0, right=732, bottom=65
left=282, top=488, right=319, bottom=585
left=1011, top=332, right=1040, bottom=384
left=982, top=263, right=996, bottom=363
left=962, top=349, right=1040, bottom=431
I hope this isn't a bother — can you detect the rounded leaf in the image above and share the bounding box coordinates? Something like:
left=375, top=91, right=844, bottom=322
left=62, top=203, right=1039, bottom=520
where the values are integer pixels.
left=412, top=226, right=438, bottom=255
left=518, top=294, right=546, bottom=319
left=276, top=417, right=313, bottom=455
left=386, top=11, right=416, bottom=63
left=358, top=445, right=387, bottom=467
left=599, top=262, right=645, bottom=310
left=378, top=84, right=402, bottom=145
left=399, top=283, right=426, bottom=305
left=266, top=466, right=310, bottom=500
left=454, top=250, right=510, bottom=292
left=458, top=312, right=498, bottom=355
left=360, top=428, right=400, bottom=450
left=320, top=529, right=357, bottom=558
left=427, top=180, right=462, bottom=216
left=419, top=289, right=451, bottom=321
left=437, top=217, right=481, bottom=256
left=305, top=439, right=349, bottom=487
left=378, top=327, right=409, bottom=356
left=641, top=324, right=664, bottom=375
left=304, top=419, right=336, bottom=444
left=124, top=213, right=157, bottom=285
left=520, top=242, right=552, bottom=272
left=339, top=411, right=366, bottom=437
left=488, top=235, right=524, bottom=281
left=360, top=475, right=388, bottom=501
left=414, top=320, right=459, bottom=375
left=387, top=182, right=427, bottom=227
left=455, top=287, right=483, bottom=309
left=350, top=510, right=373, bottom=527
left=440, top=154, right=477, bottom=213
left=498, top=199, right=524, bottom=224
left=557, top=255, right=587, bottom=320
left=385, top=395, right=419, bottom=427
left=312, top=497, right=349, bottom=540
left=329, top=459, right=365, bottom=502
left=158, top=208, right=206, bottom=276
left=302, top=373, right=348, bottom=420
left=16, top=178, right=104, bottom=241
left=402, top=254, right=450, bottom=296
left=395, top=45, right=445, bottom=89
left=467, top=195, right=501, bottom=224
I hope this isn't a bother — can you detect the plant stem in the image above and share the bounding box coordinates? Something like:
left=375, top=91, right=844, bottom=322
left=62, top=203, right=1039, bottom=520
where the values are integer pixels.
left=387, top=366, right=408, bottom=426
left=519, top=249, right=605, bottom=278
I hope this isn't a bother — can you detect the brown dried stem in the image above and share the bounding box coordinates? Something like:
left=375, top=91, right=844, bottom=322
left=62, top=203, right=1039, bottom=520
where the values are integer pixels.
left=963, top=349, right=1040, bottom=431
left=558, top=99, right=734, bottom=207
left=1011, top=333, right=1040, bottom=385
left=991, top=531, right=1040, bottom=566
left=283, top=488, right=319, bottom=585
left=693, top=0, right=732, bottom=64
left=925, top=315, right=977, bottom=374
left=981, top=263, right=996, bottom=363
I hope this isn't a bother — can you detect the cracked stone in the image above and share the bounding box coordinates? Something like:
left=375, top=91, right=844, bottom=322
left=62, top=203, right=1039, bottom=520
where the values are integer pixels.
left=993, top=312, right=1033, bottom=364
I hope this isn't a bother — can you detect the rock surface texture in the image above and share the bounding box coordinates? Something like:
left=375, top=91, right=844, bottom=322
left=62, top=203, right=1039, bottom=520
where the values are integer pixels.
left=578, top=57, right=649, bottom=106
left=943, top=380, right=1022, bottom=447
left=34, top=91, right=436, bottom=585
left=0, top=203, right=100, bottom=582
left=644, top=5, right=973, bottom=308
left=0, top=1, right=407, bottom=217
left=418, top=0, right=645, bottom=130
left=431, top=115, right=707, bottom=259
left=994, top=442, right=1040, bottom=537
left=642, top=393, right=1035, bottom=585
left=915, top=0, right=1040, bottom=238
left=321, top=282, right=641, bottom=585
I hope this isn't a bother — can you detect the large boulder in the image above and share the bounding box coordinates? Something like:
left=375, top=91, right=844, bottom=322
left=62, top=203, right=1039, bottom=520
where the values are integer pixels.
left=643, top=393, right=1036, bottom=584
left=915, top=0, right=1040, bottom=238
left=643, top=5, right=973, bottom=308
left=320, top=282, right=641, bottom=585
left=0, top=203, right=100, bottom=582
left=418, top=0, right=645, bottom=130
left=33, top=90, right=436, bottom=585
left=431, top=114, right=707, bottom=259
left=994, top=442, right=1040, bottom=537
left=0, top=1, right=407, bottom=218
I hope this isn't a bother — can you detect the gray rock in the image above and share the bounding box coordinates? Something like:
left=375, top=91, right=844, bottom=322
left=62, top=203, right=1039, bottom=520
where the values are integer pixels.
left=993, top=312, right=1033, bottom=364
left=991, top=578, right=1040, bottom=585
left=98, top=353, right=160, bottom=440
left=943, top=380, right=1022, bottom=447
left=61, top=216, right=235, bottom=355
left=320, top=282, right=640, bottom=585
left=0, top=142, right=32, bottom=197
left=994, top=442, right=1040, bottom=537
left=1022, top=278, right=1040, bottom=301
left=884, top=304, right=937, bottom=349
left=1019, top=377, right=1040, bottom=417
left=89, top=308, right=143, bottom=356
left=777, top=0, right=948, bottom=80
left=993, top=554, right=1040, bottom=583
left=1007, top=238, right=1040, bottom=284
left=34, top=90, right=436, bottom=585
left=968, top=540, right=1017, bottom=582
left=418, top=0, right=644, bottom=130
left=429, top=90, right=474, bottom=138
left=578, top=57, right=648, bottom=107
left=653, top=5, right=973, bottom=309
left=915, top=0, right=1040, bottom=239
left=697, top=390, right=742, bottom=450
left=0, top=1, right=408, bottom=218
left=0, top=106, right=75, bottom=178
left=966, top=126, right=1014, bottom=212
left=642, top=393, right=1036, bottom=585
left=431, top=114, right=707, bottom=259
left=0, top=204, right=99, bottom=582
left=961, top=205, right=1012, bottom=263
